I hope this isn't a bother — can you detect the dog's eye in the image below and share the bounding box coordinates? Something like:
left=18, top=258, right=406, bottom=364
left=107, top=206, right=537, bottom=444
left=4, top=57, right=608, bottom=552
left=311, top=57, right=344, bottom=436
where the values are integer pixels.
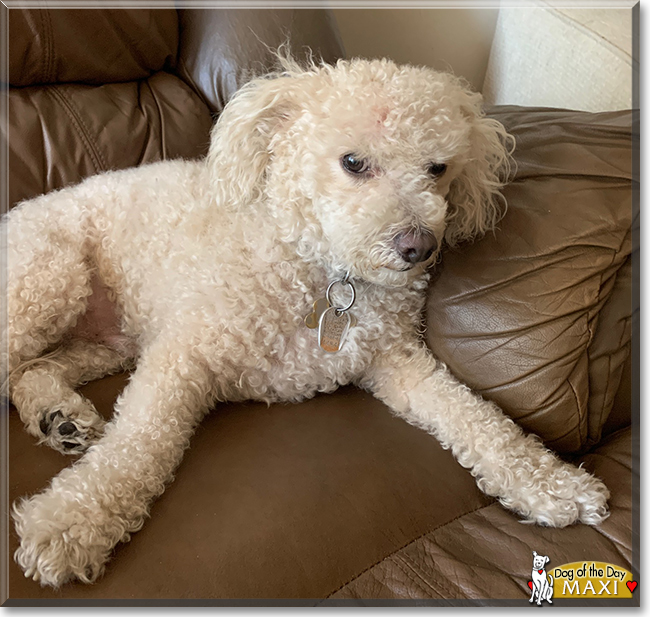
left=428, top=163, right=447, bottom=178
left=341, top=154, right=369, bottom=175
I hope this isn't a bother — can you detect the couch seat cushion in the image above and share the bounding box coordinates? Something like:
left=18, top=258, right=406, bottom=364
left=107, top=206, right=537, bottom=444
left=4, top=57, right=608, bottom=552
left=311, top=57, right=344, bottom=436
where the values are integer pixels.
left=330, top=426, right=635, bottom=602
left=8, top=379, right=492, bottom=601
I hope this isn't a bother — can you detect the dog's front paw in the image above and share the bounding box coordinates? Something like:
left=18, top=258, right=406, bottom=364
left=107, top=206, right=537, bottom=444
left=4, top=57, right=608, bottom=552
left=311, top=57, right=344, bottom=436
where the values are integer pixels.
left=12, top=489, right=119, bottom=587
left=571, top=468, right=611, bottom=526
left=38, top=394, right=106, bottom=455
left=505, top=461, right=610, bottom=528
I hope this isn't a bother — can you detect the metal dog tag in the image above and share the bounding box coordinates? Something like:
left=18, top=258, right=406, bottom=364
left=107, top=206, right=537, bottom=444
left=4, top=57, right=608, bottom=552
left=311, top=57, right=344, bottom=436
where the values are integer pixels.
left=318, top=307, right=351, bottom=353
left=304, top=297, right=330, bottom=329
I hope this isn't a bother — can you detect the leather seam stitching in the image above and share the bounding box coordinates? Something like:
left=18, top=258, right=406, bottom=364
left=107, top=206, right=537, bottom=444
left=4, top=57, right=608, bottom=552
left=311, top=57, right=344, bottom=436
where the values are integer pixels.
left=46, top=87, right=105, bottom=175
left=394, top=552, right=455, bottom=598
left=38, top=9, right=50, bottom=84
left=44, top=9, right=54, bottom=83
left=390, top=554, right=438, bottom=598
left=60, top=87, right=108, bottom=171
left=143, top=77, right=167, bottom=160
left=324, top=501, right=492, bottom=598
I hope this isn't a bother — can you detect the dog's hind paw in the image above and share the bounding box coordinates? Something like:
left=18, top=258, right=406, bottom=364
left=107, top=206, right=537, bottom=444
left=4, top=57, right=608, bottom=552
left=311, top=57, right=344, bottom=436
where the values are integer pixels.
left=38, top=395, right=106, bottom=455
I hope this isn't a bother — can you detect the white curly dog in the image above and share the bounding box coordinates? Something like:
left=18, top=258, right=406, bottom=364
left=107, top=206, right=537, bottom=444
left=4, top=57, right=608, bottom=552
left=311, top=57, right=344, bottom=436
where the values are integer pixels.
left=3, top=57, right=609, bottom=588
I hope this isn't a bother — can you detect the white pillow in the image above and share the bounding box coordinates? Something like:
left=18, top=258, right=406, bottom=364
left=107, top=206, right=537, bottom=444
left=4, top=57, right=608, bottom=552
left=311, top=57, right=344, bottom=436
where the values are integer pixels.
left=482, top=2, right=633, bottom=112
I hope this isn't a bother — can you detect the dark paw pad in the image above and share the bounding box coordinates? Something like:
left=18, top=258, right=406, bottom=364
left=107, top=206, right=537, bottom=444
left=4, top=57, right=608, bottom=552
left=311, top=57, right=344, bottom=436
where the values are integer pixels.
left=58, top=421, right=78, bottom=436
left=39, top=410, right=63, bottom=436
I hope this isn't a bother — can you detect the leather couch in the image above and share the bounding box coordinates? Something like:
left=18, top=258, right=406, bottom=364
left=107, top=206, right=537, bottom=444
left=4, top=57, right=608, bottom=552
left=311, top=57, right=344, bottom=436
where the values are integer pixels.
left=2, top=8, right=637, bottom=605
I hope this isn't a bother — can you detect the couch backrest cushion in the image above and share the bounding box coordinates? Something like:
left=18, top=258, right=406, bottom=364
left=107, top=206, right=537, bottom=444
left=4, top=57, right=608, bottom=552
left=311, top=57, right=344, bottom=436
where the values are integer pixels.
left=426, top=108, right=634, bottom=453
left=177, top=8, right=346, bottom=113
left=9, top=9, right=179, bottom=86
left=7, top=8, right=344, bottom=209
left=7, top=8, right=209, bottom=208
left=8, top=74, right=214, bottom=207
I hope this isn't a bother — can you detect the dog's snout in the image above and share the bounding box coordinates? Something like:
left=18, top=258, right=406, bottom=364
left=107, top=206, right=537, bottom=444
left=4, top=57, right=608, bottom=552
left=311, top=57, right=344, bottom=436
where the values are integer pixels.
left=394, top=230, right=438, bottom=264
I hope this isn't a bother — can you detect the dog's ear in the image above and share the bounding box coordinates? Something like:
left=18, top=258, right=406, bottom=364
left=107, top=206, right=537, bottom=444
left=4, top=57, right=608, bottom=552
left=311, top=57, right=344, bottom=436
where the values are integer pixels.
left=533, top=551, right=538, bottom=558
left=545, top=556, right=550, bottom=565
left=207, top=73, right=299, bottom=210
left=445, top=89, right=514, bottom=247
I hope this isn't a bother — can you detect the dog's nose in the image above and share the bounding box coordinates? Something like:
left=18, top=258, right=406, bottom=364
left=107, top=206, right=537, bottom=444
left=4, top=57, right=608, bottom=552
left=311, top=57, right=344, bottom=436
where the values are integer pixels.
left=394, top=230, right=438, bottom=264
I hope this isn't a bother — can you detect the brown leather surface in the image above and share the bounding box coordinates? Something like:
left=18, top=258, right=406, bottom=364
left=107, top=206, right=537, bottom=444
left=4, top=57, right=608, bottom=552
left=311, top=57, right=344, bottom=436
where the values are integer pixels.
left=426, top=109, right=633, bottom=453
left=8, top=73, right=213, bottom=207
left=8, top=380, right=492, bottom=599
left=177, top=9, right=345, bottom=113
left=587, top=256, right=632, bottom=443
left=603, top=352, right=633, bottom=437
left=330, top=427, right=634, bottom=600
left=9, top=9, right=178, bottom=87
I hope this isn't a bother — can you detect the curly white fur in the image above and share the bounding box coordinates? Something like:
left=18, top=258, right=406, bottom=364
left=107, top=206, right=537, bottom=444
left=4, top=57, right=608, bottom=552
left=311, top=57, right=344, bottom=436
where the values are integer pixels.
left=2, top=57, right=609, bottom=588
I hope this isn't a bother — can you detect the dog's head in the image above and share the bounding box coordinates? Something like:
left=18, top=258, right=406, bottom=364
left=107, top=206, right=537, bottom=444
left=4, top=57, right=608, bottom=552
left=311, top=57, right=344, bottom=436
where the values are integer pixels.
left=208, top=56, right=514, bottom=287
left=532, top=551, right=550, bottom=569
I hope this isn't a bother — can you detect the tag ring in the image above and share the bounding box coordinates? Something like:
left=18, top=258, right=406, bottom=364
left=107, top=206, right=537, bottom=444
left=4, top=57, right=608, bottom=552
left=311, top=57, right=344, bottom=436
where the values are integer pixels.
left=325, top=277, right=356, bottom=313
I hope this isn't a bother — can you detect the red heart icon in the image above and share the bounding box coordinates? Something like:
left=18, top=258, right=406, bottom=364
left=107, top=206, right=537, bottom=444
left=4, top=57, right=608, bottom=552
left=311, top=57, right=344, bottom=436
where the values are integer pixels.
left=627, top=581, right=637, bottom=593
left=538, top=569, right=543, bottom=574
left=528, top=581, right=533, bottom=590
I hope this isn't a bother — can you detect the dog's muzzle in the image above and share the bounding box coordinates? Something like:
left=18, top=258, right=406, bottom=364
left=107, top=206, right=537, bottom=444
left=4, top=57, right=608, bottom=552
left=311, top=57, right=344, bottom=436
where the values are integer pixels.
left=393, top=229, right=438, bottom=264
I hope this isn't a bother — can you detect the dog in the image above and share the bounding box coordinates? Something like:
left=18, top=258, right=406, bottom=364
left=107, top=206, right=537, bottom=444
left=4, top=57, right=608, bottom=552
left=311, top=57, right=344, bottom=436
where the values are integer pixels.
left=530, top=551, right=554, bottom=605
left=2, top=56, right=610, bottom=588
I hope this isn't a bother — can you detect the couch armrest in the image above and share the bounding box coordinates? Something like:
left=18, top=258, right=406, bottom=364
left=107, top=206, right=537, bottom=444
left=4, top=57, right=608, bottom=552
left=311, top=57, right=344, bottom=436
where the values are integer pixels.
left=426, top=107, right=634, bottom=453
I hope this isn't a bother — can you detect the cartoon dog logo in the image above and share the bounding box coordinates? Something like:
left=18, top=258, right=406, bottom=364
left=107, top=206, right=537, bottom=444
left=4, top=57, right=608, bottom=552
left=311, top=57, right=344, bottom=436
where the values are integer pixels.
left=529, top=551, right=554, bottom=605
